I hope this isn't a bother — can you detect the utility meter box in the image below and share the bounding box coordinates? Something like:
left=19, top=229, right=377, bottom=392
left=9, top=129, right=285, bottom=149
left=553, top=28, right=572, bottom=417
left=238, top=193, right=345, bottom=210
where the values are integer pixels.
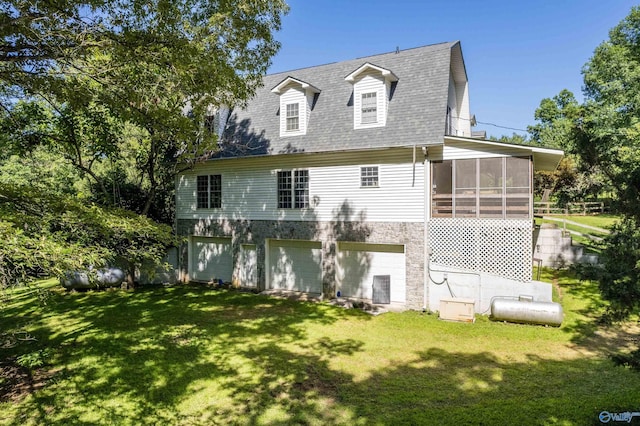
left=439, top=297, right=476, bottom=323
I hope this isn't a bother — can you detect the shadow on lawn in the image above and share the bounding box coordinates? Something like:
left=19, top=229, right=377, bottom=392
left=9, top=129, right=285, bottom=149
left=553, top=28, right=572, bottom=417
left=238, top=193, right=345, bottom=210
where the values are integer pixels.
left=339, top=348, right=640, bottom=425
left=3, top=284, right=640, bottom=425
left=1, top=285, right=369, bottom=424
left=556, top=269, right=640, bottom=357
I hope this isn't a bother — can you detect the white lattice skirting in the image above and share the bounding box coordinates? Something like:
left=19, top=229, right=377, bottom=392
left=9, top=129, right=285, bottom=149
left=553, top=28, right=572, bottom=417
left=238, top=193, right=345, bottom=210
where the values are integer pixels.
left=429, top=218, right=533, bottom=282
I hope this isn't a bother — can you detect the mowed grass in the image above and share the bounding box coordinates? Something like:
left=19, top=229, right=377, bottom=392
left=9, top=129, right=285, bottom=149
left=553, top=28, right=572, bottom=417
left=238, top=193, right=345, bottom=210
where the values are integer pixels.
left=1, top=274, right=639, bottom=425
left=553, top=214, right=620, bottom=230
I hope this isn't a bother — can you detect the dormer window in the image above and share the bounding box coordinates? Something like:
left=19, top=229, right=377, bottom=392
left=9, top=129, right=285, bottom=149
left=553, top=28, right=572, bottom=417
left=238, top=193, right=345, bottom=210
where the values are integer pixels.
left=271, top=76, right=320, bottom=137
left=361, top=92, right=377, bottom=124
left=286, top=103, right=299, bottom=131
left=345, top=62, right=398, bottom=130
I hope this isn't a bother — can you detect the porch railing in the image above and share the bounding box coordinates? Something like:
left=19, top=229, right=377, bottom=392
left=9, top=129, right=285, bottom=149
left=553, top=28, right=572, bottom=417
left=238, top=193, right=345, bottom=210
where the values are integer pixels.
left=533, top=202, right=606, bottom=216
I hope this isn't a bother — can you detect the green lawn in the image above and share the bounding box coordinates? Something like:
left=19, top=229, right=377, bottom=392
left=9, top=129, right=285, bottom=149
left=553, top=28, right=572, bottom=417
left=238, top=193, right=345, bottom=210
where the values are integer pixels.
left=537, top=214, right=619, bottom=235
left=1, top=275, right=639, bottom=425
left=552, top=214, right=620, bottom=230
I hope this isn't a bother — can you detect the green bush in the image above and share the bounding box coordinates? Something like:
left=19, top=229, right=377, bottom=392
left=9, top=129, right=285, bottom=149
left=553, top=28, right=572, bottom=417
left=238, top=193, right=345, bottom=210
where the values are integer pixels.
left=0, top=182, right=179, bottom=290
left=595, top=217, right=640, bottom=318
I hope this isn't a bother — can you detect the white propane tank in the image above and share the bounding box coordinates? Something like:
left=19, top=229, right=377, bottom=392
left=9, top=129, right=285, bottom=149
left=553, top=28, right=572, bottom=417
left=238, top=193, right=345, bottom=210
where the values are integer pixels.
left=490, top=298, right=563, bottom=327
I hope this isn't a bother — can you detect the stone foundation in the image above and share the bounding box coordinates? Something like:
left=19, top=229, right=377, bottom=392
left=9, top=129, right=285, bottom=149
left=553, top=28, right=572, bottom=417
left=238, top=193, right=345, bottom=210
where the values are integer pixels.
left=177, top=218, right=425, bottom=310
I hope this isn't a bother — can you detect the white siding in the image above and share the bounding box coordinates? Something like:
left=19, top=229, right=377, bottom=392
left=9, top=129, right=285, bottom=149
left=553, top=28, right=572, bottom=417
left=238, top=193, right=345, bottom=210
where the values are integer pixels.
left=455, top=80, right=471, bottom=136
left=176, top=149, right=425, bottom=223
left=446, top=70, right=472, bottom=137
left=447, top=76, right=458, bottom=135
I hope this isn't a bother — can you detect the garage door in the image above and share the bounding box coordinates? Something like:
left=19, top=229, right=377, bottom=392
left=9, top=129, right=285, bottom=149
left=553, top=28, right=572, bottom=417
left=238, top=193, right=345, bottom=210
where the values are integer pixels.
left=336, top=242, right=406, bottom=303
left=268, top=239, right=322, bottom=293
left=190, top=237, right=233, bottom=283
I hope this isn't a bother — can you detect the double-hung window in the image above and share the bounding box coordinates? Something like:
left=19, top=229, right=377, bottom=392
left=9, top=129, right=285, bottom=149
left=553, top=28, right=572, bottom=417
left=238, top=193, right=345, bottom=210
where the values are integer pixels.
left=278, top=170, right=309, bottom=209
left=196, top=175, right=222, bottom=209
left=286, top=103, right=299, bottom=131
left=361, top=166, right=379, bottom=187
left=361, top=92, right=377, bottom=124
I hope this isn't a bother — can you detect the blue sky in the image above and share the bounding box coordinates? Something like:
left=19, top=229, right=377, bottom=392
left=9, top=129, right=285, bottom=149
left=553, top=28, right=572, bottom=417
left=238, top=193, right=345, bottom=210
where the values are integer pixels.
left=268, top=1, right=635, bottom=139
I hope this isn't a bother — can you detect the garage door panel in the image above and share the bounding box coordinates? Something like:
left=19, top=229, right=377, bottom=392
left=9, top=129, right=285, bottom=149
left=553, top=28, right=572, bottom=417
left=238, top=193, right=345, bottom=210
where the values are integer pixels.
left=337, top=243, right=406, bottom=303
left=191, top=237, right=233, bottom=282
left=269, top=240, right=322, bottom=293
left=337, top=250, right=373, bottom=299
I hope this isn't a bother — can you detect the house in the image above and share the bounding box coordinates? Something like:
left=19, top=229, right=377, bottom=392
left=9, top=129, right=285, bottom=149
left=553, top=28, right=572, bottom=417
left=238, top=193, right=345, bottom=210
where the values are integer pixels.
left=175, top=41, right=563, bottom=313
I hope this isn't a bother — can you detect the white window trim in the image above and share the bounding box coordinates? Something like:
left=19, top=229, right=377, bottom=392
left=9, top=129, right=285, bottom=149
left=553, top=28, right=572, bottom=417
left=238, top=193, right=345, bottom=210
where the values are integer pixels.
left=277, top=169, right=310, bottom=209
left=361, top=92, right=378, bottom=125
left=285, top=103, right=300, bottom=132
left=360, top=166, right=379, bottom=188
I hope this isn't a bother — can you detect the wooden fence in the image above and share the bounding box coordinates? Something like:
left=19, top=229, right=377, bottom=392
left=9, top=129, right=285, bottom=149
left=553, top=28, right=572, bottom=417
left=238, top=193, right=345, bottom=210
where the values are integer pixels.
left=533, top=202, right=606, bottom=216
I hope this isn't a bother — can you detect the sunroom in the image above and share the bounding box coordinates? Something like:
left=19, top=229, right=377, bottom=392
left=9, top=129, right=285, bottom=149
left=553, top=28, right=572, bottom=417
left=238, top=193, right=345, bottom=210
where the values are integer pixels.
left=423, top=136, right=563, bottom=312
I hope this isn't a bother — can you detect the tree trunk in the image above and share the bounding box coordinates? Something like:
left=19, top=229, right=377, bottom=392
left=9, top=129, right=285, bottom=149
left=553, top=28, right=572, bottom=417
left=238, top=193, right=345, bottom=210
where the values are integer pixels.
left=122, top=262, right=136, bottom=289
left=141, top=186, right=156, bottom=217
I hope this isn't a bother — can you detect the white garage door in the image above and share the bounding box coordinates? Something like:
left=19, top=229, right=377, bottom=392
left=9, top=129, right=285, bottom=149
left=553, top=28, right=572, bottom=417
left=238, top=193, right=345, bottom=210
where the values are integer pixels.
left=268, top=239, right=322, bottom=293
left=337, top=242, right=406, bottom=303
left=190, top=237, right=233, bottom=283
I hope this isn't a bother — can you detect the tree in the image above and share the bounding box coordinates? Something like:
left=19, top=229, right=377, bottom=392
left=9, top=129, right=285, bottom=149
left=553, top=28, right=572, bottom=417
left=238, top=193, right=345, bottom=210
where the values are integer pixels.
left=573, top=6, right=640, bottom=329
left=528, top=89, right=581, bottom=150
left=527, top=90, right=608, bottom=204
left=579, top=7, right=640, bottom=220
left=2, top=0, right=289, bottom=220
left=0, top=0, right=289, bottom=291
left=490, top=132, right=529, bottom=144
left=0, top=182, right=178, bottom=290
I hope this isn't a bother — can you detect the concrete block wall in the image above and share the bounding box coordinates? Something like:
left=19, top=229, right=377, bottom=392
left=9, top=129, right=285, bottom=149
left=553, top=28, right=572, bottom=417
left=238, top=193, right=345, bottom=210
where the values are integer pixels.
left=533, top=223, right=597, bottom=268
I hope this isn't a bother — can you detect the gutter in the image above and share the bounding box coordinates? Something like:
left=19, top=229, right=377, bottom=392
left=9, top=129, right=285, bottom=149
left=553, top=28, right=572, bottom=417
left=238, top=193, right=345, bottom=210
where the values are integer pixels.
left=423, top=147, right=430, bottom=311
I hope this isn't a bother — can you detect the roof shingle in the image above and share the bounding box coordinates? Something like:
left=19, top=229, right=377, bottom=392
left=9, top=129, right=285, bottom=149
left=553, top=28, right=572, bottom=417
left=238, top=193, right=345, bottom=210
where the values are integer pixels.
left=220, top=41, right=458, bottom=157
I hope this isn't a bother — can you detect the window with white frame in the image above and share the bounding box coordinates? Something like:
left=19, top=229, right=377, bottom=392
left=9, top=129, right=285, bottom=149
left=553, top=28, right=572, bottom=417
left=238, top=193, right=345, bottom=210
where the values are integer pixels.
left=196, top=174, right=222, bottom=209
left=360, top=166, right=379, bottom=187
left=361, top=92, right=377, bottom=124
left=277, top=170, right=309, bottom=209
left=431, top=157, right=531, bottom=219
left=286, top=103, right=299, bottom=131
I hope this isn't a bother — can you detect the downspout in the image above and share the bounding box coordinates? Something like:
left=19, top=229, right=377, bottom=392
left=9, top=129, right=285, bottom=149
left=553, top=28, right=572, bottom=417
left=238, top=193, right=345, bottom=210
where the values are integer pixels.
left=423, top=147, right=430, bottom=312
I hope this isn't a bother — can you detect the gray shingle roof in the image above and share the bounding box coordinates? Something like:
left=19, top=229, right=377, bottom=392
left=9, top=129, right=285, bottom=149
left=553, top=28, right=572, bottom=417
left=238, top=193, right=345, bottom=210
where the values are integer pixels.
left=219, top=41, right=458, bottom=157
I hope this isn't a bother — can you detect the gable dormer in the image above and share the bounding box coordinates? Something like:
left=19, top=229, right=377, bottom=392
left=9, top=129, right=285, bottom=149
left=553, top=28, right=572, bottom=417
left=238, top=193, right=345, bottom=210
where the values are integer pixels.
left=345, top=63, right=398, bottom=130
left=271, top=76, right=320, bottom=137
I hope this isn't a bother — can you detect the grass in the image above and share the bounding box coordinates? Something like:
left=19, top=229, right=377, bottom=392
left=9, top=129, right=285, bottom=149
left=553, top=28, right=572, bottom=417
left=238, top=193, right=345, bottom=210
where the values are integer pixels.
left=1, top=276, right=639, bottom=425
left=550, top=214, right=620, bottom=230
left=536, top=214, right=620, bottom=233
